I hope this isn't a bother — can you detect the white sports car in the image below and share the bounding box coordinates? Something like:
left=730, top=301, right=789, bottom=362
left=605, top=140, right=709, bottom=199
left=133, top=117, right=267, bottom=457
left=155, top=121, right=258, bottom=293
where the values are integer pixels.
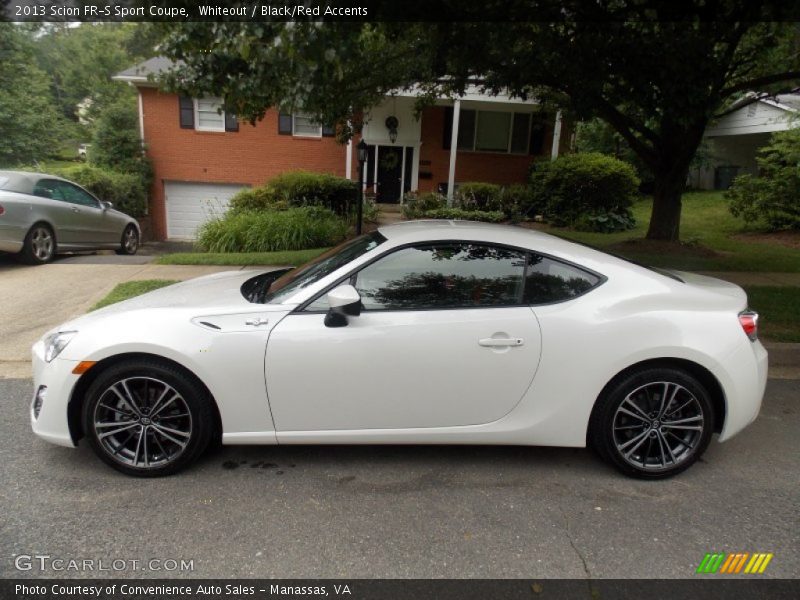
left=30, top=221, right=768, bottom=478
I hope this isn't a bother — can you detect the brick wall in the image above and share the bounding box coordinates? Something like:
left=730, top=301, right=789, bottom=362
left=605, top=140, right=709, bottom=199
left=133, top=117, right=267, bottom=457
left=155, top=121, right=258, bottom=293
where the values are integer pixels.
left=140, top=87, right=351, bottom=239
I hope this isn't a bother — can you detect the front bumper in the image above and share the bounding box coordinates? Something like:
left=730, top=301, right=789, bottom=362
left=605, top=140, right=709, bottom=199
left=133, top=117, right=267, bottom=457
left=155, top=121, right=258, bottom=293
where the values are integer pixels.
left=31, top=340, right=80, bottom=447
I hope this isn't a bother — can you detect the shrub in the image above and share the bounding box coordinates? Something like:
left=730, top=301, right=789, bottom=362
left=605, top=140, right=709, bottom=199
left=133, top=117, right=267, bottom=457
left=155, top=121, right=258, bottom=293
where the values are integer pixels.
left=455, top=182, right=502, bottom=211
left=726, top=129, right=800, bottom=231
left=54, top=164, right=148, bottom=217
left=421, top=208, right=505, bottom=222
left=90, top=99, right=153, bottom=186
left=498, top=184, right=538, bottom=221
left=530, top=152, right=639, bottom=232
left=270, top=171, right=357, bottom=215
left=228, top=186, right=283, bottom=213
left=402, top=191, right=447, bottom=218
left=197, top=206, right=348, bottom=253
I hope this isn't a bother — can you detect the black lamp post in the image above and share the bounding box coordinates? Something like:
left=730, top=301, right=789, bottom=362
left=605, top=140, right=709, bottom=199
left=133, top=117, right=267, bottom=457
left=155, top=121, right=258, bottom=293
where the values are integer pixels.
left=356, top=139, right=368, bottom=235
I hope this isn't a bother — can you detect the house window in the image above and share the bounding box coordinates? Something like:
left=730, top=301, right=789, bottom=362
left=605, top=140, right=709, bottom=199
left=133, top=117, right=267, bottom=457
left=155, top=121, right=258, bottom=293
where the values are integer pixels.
left=293, top=113, right=322, bottom=137
left=194, top=98, right=225, bottom=131
left=446, top=108, right=539, bottom=155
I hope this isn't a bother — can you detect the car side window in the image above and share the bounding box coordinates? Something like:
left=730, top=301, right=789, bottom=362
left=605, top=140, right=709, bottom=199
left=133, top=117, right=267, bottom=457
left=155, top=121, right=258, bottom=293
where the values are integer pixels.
left=57, top=182, right=100, bottom=208
left=523, top=253, right=601, bottom=304
left=354, top=243, right=527, bottom=311
left=32, top=180, right=65, bottom=201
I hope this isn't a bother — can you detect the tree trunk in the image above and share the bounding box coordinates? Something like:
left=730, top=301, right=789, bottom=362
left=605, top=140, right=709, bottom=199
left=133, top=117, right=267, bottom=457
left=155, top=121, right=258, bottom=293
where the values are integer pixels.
left=646, top=173, right=685, bottom=241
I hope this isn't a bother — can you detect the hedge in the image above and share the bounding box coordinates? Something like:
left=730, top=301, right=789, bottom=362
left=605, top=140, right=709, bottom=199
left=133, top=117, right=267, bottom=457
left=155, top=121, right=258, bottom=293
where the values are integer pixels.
left=229, top=171, right=357, bottom=216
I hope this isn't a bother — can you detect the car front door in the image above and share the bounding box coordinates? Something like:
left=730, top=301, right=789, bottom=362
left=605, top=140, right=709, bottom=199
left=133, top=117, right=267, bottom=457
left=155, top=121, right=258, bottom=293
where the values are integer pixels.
left=265, top=242, right=542, bottom=432
left=56, top=181, right=120, bottom=244
left=31, top=179, right=82, bottom=245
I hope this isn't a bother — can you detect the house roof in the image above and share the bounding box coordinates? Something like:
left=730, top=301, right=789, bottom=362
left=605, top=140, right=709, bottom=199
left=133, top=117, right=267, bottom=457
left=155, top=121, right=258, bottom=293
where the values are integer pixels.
left=113, top=57, right=180, bottom=86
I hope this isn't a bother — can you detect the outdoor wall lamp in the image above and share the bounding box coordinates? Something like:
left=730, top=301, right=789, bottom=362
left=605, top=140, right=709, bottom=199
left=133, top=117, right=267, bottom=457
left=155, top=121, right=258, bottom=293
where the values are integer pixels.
left=356, top=139, right=368, bottom=234
left=385, top=116, right=399, bottom=144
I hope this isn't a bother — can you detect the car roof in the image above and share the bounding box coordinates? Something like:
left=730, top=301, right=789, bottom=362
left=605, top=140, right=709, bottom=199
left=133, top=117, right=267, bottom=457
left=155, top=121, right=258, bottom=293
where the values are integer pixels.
left=376, top=220, right=634, bottom=274
left=0, top=170, right=68, bottom=195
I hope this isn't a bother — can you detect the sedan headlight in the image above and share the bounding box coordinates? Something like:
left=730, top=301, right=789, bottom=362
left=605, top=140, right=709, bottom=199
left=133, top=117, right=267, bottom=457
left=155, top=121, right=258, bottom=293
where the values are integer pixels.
left=43, top=331, right=78, bottom=362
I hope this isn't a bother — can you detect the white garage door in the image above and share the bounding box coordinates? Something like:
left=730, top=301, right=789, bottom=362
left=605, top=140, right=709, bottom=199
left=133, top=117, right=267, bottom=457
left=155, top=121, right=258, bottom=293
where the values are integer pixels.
left=164, top=181, right=247, bottom=240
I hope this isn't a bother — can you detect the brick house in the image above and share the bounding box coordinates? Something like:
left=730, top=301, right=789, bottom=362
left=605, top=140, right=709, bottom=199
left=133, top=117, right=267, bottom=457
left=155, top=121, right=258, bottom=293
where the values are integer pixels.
left=115, top=57, right=570, bottom=240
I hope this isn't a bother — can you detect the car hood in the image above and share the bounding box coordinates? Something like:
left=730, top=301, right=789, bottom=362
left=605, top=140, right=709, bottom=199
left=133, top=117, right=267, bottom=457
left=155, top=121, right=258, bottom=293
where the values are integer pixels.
left=59, top=269, right=289, bottom=329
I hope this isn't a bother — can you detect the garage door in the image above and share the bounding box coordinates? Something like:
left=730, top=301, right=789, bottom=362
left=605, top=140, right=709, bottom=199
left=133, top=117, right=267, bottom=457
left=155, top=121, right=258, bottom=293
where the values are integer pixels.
left=164, top=181, right=247, bottom=240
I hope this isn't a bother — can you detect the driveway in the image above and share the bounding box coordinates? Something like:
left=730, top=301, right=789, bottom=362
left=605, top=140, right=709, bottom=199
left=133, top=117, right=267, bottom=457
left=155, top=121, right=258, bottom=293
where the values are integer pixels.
left=0, top=377, right=797, bottom=579
left=0, top=255, right=260, bottom=378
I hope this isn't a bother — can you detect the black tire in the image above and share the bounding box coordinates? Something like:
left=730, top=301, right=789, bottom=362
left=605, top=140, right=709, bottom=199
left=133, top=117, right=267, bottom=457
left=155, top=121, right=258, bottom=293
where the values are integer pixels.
left=19, top=223, right=56, bottom=264
left=589, top=367, right=714, bottom=479
left=115, top=224, right=139, bottom=255
left=82, top=359, right=214, bottom=477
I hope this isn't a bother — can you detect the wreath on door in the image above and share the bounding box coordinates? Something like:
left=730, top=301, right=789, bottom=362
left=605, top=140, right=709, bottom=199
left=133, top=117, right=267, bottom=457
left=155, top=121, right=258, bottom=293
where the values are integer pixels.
left=380, top=150, right=400, bottom=171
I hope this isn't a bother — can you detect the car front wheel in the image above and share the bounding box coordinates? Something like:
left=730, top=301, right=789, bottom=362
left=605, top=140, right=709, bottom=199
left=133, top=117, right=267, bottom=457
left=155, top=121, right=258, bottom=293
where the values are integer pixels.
left=116, top=225, right=139, bottom=255
left=82, top=359, right=214, bottom=476
left=589, top=367, right=714, bottom=479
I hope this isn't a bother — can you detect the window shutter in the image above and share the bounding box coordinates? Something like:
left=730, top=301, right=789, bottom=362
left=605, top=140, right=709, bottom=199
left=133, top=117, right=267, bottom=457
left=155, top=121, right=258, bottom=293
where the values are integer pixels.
left=442, top=107, right=453, bottom=150
left=278, top=112, right=293, bottom=135
left=224, top=111, right=239, bottom=132
left=322, top=123, right=335, bottom=137
left=179, top=96, right=194, bottom=129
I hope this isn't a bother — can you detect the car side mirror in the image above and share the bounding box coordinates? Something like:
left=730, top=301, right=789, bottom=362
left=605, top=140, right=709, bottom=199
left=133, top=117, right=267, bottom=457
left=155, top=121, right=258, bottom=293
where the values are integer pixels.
left=324, top=284, right=361, bottom=328
left=101, top=201, right=113, bottom=210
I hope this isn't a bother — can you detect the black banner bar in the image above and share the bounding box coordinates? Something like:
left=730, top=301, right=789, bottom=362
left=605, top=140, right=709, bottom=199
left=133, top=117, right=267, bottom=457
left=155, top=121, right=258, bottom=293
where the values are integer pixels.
left=2, top=579, right=799, bottom=600
left=4, top=1, right=800, bottom=23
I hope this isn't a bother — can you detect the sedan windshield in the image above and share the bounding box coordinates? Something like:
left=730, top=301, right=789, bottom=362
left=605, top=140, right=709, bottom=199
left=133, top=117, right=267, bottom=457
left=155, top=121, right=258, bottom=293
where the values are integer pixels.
left=257, top=231, right=386, bottom=304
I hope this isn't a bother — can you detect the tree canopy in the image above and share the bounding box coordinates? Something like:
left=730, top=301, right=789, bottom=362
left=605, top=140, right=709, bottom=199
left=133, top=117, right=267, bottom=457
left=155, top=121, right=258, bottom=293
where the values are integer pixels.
left=159, top=2, right=800, bottom=240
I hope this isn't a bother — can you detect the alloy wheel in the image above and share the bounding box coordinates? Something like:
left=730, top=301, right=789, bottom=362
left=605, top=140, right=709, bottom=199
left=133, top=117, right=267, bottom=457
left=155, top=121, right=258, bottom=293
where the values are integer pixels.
left=612, top=381, right=705, bottom=472
left=123, top=227, right=138, bottom=253
left=31, top=227, right=54, bottom=262
left=92, top=376, right=193, bottom=469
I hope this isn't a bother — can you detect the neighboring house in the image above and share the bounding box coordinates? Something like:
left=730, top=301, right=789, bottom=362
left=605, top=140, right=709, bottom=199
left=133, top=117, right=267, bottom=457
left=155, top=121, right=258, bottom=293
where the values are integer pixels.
left=114, top=57, right=570, bottom=240
left=689, top=92, right=799, bottom=190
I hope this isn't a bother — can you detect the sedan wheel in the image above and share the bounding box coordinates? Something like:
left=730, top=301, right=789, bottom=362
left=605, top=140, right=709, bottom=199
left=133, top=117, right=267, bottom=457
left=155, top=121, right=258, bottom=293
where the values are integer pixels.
left=83, top=360, right=213, bottom=476
left=589, top=368, right=714, bottom=478
left=20, top=225, right=55, bottom=264
left=116, top=225, right=139, bottom=255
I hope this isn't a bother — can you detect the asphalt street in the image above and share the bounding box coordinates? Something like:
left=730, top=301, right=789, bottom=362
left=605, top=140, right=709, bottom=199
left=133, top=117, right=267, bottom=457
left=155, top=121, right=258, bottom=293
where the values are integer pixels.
left=1, top=377, right=797, bottom=580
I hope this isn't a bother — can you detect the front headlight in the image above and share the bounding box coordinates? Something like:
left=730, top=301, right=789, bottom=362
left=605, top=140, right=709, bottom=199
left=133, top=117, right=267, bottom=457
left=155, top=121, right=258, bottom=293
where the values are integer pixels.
left=43, top=331, right=77, bottom=362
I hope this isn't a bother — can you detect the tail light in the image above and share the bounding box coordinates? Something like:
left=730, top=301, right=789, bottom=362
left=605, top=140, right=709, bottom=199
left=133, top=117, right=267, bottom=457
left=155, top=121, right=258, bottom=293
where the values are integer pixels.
left=739, top=311, right=759, bottom=341
left=0, top=204, right=5, bottom=215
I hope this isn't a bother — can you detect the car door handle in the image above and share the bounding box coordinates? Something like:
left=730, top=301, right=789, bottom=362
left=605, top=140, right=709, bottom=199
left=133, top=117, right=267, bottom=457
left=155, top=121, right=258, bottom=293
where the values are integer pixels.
left=245, top=317, right=269, bottom=326
left=71, top=206, right=80, bottom=212
left=478, top=337, right=524, bottom=347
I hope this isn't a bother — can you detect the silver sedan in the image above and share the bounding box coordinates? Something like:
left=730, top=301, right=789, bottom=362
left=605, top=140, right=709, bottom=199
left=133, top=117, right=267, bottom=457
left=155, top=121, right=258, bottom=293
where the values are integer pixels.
left=0, top=171, right=141, bottom=264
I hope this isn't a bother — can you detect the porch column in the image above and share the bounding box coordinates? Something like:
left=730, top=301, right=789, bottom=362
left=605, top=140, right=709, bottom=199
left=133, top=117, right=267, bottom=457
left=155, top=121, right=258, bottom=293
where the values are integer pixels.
left=345, top=137, right=353, bottom=180
left=550, top=110, right=562, bottom=160
left=447, top=98, right=461, bottom=207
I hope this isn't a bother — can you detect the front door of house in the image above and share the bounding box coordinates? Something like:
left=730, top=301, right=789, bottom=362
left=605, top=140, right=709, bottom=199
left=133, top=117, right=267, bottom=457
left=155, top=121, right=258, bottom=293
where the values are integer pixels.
left=376, top=145, right=403, bottom=203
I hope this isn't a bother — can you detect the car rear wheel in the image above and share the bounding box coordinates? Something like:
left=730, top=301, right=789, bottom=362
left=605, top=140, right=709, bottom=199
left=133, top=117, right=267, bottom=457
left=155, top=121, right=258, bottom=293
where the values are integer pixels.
left=589, top=367, right=714, bottom=479
left=115, top=225, right=139, bottom=255
left=19, top=224, right=55, bottom=264
left=82, top=359, right=214, bottom=476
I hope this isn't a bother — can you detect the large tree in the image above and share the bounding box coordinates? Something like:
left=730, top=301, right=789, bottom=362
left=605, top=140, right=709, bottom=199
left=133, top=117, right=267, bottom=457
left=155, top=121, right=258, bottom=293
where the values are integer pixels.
left=159, top=2, right=800, bottom=240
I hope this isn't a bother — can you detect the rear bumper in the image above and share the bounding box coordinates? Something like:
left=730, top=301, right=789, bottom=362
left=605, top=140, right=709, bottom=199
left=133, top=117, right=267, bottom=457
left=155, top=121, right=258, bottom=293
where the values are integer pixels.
left=718, top=340, right=768, bottom=442
left=30, top=341, right=79, bottom=448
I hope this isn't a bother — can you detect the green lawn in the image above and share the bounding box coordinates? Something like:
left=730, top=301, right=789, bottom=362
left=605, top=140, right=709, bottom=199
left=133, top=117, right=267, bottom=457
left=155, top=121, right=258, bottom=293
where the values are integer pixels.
left=91, top=280, right=179, bottom=311
left=742, top=286, right=800, bottom=342
left=155, top=248, right=329, bottom=266
left=542, top=192, right=800, bottom=272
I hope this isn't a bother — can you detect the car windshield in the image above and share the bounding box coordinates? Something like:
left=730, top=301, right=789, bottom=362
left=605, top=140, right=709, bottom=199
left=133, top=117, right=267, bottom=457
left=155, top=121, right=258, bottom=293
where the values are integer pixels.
left=260, top=231, right=387, bottom=304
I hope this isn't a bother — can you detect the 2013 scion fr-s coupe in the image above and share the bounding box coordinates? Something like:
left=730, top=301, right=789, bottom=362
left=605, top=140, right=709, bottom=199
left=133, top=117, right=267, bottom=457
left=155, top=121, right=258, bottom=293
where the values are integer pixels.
left=30, top=221, right=768, bottom=478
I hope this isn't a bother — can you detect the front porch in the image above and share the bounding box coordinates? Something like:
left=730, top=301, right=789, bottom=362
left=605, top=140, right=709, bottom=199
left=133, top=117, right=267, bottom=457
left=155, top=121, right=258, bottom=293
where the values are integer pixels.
left=350, top=92, right=568, bottom=204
